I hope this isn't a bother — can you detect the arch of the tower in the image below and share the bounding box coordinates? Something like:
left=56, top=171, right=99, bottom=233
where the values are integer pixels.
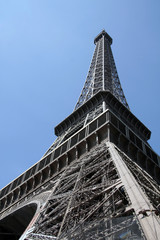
left=0, top=202, right=37, bottom=240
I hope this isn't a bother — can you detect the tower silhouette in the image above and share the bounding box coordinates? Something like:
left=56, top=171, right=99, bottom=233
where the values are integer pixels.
left=0, top=30, right=160, bottom=240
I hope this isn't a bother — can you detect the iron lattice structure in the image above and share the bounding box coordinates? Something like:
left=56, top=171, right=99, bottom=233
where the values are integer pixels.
left=0, top=30, right=160, bottom=240
left=25, top=144, right=146, bottom=240
left=23, top=142, right=160, bottom=240
left=75, top=30, right=129, bottom=110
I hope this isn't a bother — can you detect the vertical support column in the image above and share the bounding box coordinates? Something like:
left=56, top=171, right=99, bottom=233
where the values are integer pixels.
left=66, top=153, right=69, bottom=166
left=47, top=167, right=51, bottom=179
left=9, top=192, right=14, bottom=205
left=23, top=182, right=28, bottom=196
left=103, top=101, right=106, bottom=111
left=107, top=142, right=160, bottom=240
left=107, top=124, right=110, bottom=141
left=91, top=40, right=99, bottom=97
left=38, top=173, right=43, bottom=186
left=102, top=35, right=105, bottom=91
left=75, top=147, right=78, bottom=159
left=126, top=127, right=129, bottom=139
left=142, top=142, right=146, bottom=155
left=95, top=131, right=99, bottom=145
left=16, top=187, right=21, bottom=202
left=85, top=140, right=89, bottom=152
left=56, top=160, right=59, bottom=172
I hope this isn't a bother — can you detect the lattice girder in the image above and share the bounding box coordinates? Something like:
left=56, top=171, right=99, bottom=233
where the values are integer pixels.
left=75, top=30, right=129, bottom=110
left=24, top=143, right=148, bottom=240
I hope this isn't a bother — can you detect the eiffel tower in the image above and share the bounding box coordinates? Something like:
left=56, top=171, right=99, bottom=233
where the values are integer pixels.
left=0, top=30, right=160, bottom=240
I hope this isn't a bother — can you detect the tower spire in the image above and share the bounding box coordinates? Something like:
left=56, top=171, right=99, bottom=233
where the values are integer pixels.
left=75, top=30, right=129, bottom=110
left=1, top=30, right=160, bottom=240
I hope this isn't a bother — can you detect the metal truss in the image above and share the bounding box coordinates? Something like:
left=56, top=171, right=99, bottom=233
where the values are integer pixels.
left=26, top=233, right=56, bottom=240
left=2, top=31, right=159, bottom=240
left=75, top=30, right=129, bottom=110
left=63, top=214, right=145, bottom=240
left=44, top=30, right=130, bottom=159
left=43, top=103, right=103, bottom=158
left=116, top=147, right=160, bottom=213
left=43, top=117, right=85, bottom=157
left=26, top=143, right=145, bottom=240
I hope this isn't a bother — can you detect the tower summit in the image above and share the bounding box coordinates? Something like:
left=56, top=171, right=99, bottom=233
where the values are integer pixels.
left=0, top=31, right=160, bottom=240
left=75, top=30, right=129, bottom=110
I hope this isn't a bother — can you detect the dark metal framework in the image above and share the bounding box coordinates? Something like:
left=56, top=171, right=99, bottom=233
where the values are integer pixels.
left=26, top=144, right=146, bottom=240
left=0, top=30, right=160, bottom=240
left=75, top=30, right=129, bottom=110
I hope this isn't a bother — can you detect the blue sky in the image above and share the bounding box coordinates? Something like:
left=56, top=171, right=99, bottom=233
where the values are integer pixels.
left=0, top=0, right=160, bottom=189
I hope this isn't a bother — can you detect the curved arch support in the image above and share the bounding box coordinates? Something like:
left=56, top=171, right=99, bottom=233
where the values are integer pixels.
left=0, top=202, right=38, bottom=240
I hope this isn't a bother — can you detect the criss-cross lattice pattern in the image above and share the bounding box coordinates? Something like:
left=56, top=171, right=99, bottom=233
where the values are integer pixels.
left=26, top=144, right=145, bottom=240
left=75, top=30, right=129, bottom=110
left=116, top=147, right=160, bottom=212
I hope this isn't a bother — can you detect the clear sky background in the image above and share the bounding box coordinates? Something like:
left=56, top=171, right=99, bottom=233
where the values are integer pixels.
left=0, top=0, right=160, bottom=189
